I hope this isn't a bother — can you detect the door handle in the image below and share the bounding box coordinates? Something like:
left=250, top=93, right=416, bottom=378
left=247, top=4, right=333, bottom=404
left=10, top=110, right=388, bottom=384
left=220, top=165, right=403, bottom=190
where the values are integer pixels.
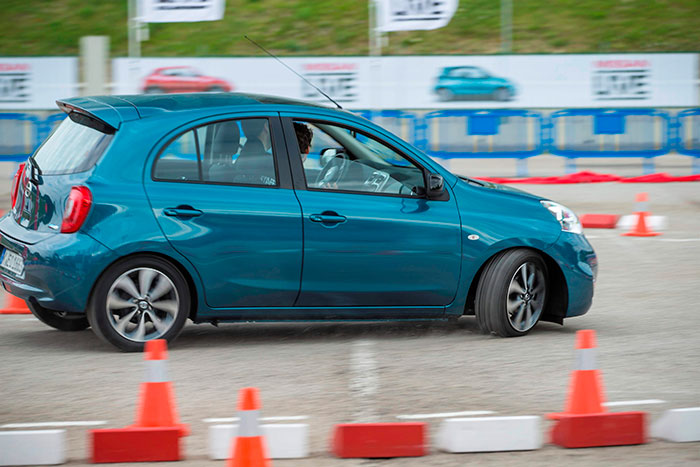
left=163, top=206, right=203, bottom=218
left=309, top=212, right=347, bottom=224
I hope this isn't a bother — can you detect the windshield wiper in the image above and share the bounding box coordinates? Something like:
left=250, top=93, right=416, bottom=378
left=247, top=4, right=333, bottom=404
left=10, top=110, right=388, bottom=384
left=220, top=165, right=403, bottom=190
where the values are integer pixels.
left=27, top=156, right=42, bottom=183
left=458, top=175, right=486, bottom=186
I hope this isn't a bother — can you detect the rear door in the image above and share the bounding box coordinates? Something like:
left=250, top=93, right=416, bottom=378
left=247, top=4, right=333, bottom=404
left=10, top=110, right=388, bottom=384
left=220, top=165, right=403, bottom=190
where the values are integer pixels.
left=144, top=114, right=303, bottom=308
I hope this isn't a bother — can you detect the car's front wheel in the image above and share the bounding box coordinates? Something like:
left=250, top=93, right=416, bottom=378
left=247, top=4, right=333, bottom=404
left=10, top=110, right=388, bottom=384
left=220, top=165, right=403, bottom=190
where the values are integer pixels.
left=88, top=256, right=190, bottom=352
left=492, top=87, right=510, bottom=101
left=475, top=249, right=547, bottom=337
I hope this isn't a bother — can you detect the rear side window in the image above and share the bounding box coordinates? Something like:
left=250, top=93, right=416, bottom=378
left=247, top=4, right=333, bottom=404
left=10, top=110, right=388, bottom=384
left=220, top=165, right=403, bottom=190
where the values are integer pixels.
left=152, top=130, right=200, bottom=181
left=152, top=118, right=277, bottom=187
left=32, top=113, right=113, bottom=175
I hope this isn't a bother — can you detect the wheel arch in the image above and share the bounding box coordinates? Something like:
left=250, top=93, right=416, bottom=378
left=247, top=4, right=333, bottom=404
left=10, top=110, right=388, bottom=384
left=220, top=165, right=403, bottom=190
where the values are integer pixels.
left=463, top=246, right=568, bottom=324
left=87, top=251, right=200, bottom=322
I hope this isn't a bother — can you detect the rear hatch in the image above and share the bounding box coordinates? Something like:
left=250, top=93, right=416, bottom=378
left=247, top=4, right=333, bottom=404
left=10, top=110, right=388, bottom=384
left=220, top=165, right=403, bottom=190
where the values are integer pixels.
left=8, top=109, right=115, bottom=239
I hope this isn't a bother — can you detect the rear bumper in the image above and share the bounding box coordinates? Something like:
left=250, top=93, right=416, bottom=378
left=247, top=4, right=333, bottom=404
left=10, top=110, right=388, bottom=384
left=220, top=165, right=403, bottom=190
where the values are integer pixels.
left=545, top=232, right=597, bottom=318
left=0, top=221, right=114, bottom=314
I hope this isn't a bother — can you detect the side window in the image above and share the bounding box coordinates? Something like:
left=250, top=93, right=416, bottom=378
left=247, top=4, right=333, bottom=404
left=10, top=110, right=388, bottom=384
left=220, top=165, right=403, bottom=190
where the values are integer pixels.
left=293, top=120, right=425, bottom=196
left=153, top=118, right=277, bottom=187
left=153, top=130, right=200, bottom=181
left=198, top=118, right=277, bottom=186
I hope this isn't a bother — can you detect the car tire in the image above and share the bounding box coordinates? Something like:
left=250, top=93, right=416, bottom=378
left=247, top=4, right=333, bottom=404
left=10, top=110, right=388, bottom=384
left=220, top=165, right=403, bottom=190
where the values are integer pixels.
left=208, top=86, right=225, bottom=92
left=475, top=249, right=548, bottom=337
left=27, top=300, right=90, bottom=331
left=88, top=255, right=190, bottom=352
left=493, top=87, right=510, bottom=101
left=437, top=88, right=454, bottom=102
left=144, top=86, right=163, bottom=94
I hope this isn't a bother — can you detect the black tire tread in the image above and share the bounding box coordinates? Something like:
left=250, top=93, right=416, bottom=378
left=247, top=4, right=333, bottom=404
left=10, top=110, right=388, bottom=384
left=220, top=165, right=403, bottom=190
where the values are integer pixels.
left=87, top=255, right=190, bottom=352
left=475, top=248, right=547, bottom=337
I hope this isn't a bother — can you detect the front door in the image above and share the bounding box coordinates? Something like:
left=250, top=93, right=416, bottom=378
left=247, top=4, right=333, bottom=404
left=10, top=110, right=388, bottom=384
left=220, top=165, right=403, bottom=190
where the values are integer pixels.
left=144, top=115, right=302, bottom=308
left=283, top=116, right=462, bottom=311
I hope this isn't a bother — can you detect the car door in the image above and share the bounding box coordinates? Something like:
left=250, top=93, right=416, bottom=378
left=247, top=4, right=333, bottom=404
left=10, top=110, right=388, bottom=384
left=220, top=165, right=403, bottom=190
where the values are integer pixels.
left=144, top=114, right=303, bottom=308
left=281, top=115, right=462, bottom=313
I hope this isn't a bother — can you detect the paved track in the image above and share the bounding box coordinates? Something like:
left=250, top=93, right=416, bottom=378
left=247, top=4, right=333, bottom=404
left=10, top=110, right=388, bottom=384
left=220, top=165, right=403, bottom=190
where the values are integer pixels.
left=1, top=181, right=699, bottom=466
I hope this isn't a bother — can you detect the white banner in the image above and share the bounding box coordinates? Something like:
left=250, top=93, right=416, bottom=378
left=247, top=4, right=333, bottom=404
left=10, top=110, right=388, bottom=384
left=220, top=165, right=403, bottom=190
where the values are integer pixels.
left=0, top=57, right=78, bottom=110
left=376, top=0, right=459, bottom=32
left=138, top=0, right=225, bottom=23
left=112, top=53, right=698, bottom=109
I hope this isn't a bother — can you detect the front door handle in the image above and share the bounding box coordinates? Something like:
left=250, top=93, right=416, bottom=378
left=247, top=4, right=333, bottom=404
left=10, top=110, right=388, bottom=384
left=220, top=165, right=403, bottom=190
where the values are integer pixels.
left=309, top=212, right=347, bottom=225
left=163, top=206, right=203, bottom=218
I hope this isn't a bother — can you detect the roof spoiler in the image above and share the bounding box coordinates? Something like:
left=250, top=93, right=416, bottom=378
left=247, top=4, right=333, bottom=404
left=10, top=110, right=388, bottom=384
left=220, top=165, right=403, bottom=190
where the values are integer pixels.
left=56, top=100, right=118, bottom=134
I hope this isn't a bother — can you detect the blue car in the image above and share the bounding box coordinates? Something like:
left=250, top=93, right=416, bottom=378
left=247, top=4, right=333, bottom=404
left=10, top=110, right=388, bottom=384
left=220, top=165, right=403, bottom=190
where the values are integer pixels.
left=434, top=66, right=516, bottom=102
left=0, top=93, right=595, bottom=351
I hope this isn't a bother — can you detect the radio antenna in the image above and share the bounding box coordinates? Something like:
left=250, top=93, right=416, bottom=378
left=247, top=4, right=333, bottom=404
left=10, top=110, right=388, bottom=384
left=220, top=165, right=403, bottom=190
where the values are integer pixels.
left=244, top=35, right=343, bottom=109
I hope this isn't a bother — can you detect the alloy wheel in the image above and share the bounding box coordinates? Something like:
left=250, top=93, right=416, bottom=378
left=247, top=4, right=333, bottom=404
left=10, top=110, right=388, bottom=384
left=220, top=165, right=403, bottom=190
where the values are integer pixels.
left=506, top=262, right=546, bottom=332
left=106, top=267, right=180, bottom=342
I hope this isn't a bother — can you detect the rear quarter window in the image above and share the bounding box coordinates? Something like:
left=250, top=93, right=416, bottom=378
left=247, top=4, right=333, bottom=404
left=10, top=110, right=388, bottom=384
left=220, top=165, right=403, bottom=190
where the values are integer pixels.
left=32, top=113, right=114, bottom=175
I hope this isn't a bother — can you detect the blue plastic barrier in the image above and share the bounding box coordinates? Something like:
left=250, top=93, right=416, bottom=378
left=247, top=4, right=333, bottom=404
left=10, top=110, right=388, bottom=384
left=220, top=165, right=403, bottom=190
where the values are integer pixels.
left=0, top=113, right=41, bottom=162
left=354, top=110, right=419, bottom=146
left=419, top=110, right=544, bottom=176
left=676, top=108, right=700, bottom=174
left=548, top=109, right=673, bottom=174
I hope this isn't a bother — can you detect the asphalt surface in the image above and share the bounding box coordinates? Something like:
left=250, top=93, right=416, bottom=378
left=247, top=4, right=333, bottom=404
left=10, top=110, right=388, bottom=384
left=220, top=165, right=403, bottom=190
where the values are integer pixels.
left=1, top=170, right=699, bottom=465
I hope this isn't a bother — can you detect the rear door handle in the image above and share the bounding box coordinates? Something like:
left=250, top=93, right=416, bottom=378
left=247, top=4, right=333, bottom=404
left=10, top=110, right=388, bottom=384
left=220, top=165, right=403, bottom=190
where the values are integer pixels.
left=309, top=212, right=347, bottom=224
left=163, top=206, right=203, bottom=218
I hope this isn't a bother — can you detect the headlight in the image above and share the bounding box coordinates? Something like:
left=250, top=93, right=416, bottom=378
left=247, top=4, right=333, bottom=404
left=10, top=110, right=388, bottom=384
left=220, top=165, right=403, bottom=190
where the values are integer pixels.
left=540, top=201, right=582, bottom=234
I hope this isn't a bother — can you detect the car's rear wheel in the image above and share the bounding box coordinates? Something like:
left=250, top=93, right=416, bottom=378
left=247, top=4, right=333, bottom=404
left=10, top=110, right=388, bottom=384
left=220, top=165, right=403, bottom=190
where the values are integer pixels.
left=437, top=88, right=454, bottom=102
left=208, top=85, right=225, bottom=92
left=144, top=86, right=163, bottom=94
left=475, top=249, right=547, bottom=337
left=27, top=300, right=90, bottom=331
left=88, top=256, right=190, bottom=352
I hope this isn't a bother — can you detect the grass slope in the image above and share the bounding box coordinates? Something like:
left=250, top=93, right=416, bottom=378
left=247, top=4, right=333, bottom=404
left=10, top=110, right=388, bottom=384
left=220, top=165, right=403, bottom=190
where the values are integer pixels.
left=1, top=0, right=698, bottom=56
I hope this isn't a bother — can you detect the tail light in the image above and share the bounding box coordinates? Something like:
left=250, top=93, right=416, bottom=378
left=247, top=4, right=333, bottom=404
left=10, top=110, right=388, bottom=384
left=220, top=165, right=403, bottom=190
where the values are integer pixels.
left=61, top=186, right=92, bottom=233
left=10, top=163, right=26, bottom=209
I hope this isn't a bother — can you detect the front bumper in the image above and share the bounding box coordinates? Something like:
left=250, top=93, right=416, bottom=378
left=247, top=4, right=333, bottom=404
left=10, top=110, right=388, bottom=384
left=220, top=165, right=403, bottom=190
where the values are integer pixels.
left=545, top=232, right=597, bottom=318
left=0, top=221, right=114, bottom=314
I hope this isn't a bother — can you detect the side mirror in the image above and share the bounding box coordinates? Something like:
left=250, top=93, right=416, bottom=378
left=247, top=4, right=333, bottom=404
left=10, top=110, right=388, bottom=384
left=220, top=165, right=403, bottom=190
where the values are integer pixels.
left=426, top=173, right=444, bottom=199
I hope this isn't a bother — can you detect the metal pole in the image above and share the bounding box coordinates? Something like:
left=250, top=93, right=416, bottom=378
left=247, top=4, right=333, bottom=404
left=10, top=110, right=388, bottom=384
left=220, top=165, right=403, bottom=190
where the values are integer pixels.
left=501, top=0, right=512, bottom=53
left=369, top=0, right=382, bottom=117
left=128, top=0, right=141, bottom=92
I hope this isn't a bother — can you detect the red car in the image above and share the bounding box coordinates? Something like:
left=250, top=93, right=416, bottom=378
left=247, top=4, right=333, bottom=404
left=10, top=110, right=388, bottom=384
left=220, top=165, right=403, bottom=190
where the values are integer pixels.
left=142, top=66, right=232, bottom=94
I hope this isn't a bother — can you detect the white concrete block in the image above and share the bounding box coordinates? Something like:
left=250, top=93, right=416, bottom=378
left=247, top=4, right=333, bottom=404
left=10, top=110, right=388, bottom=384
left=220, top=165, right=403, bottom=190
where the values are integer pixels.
left=617, top=215, right=667, bottom=231
left=437, top=416, right=542, bottom=453
left=209, top=423, right=309, bottom=460
left=651, top=408, right=700, bottom=442
left=0, top=430, right=65, bottom=465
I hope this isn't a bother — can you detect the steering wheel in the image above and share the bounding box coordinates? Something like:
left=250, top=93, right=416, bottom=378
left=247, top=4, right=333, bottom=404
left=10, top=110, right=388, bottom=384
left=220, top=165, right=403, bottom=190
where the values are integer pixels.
left=316, top=152, right=349, bottom=188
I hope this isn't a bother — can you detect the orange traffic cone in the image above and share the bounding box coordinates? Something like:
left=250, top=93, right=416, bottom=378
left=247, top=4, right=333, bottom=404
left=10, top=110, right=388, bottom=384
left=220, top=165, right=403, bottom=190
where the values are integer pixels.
left=228, top=387, right=270, bottom=467
left=622, top=193, right=660, bottom=237
left=548, top=330, right=606, bottom=420
left=131, top=339, right=189, bottom=436
left=0, top=293, right=31, bottom=314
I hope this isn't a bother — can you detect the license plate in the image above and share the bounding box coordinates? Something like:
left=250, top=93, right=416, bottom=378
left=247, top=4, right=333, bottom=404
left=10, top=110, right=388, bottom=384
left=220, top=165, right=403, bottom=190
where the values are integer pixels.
left=1, top=249, right=24, bottom=276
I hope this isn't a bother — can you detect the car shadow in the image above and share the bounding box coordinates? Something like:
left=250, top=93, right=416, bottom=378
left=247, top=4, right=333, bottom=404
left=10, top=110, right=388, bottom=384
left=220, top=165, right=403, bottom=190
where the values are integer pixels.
left=2, top=316, right=578, bottom=353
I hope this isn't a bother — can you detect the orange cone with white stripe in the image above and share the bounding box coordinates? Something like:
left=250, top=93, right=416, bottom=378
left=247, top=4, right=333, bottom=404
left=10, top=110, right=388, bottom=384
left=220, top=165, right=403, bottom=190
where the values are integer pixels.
left=622, top=192, right=660, bottom=237
left=131, top=339, right=189, bottom=436
left=0, top=293, right=31, bottom=314
left=548, top=330, right=606, bottom=419
left=228, top=387, right=270, bottom=467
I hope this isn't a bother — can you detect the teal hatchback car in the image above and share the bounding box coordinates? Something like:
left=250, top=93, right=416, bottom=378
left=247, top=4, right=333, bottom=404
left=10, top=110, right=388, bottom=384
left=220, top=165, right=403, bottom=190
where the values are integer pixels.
left=0, top=93, right=596, bottom=351
left=434, top=66, right=516, bottom=102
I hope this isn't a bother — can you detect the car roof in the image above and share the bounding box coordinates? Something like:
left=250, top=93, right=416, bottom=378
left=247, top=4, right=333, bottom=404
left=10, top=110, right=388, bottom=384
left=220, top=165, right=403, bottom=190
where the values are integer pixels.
left=57, top=92, right=344, bottom=129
